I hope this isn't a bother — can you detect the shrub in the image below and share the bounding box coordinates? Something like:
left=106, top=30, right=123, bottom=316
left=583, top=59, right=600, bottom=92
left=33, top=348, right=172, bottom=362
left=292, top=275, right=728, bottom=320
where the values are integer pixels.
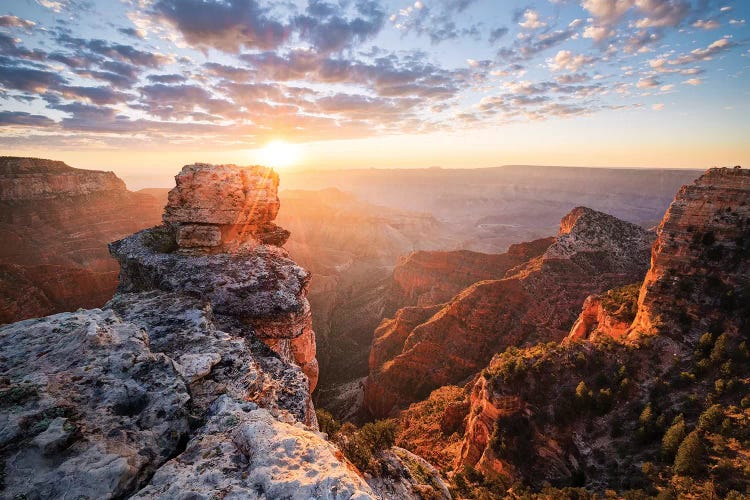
left=697, top=404, right=723, bottom=432
left=661, top=414, right=686, bottom=461
left=316, top=408, right=341, bottom=438
left=358, top=419, right=396, bottom=452
left=339, top=433, right=373, bottom=472
left=673, top=431, right=705, bottom=475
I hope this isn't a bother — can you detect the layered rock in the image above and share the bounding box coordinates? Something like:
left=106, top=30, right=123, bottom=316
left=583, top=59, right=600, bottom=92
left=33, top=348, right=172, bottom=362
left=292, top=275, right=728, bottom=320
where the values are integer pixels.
left=566, top=283, right=639, bottom=341
left=630, top=166, right=750, bottom=339
left=365, top=207, right=654, bottom=416
left=163, top=163, right=289, bottom=252
left=388, top=238, right=554, bottom=310
left=112, top=163, right=317, bottom=391
left=430, top=167, right=750, bottom=495
left=0, top=157, right=162, bottom=323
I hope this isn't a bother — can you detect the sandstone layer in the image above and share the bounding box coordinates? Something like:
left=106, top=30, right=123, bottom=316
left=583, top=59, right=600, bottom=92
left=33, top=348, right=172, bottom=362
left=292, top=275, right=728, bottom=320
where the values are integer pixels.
left=630, top=166, right=750, bottom=339
left=365, top=207, right=655, bottom=417
left=111, top=163, right=318, bottom=392
left=0, top=157, right=162, bottom=324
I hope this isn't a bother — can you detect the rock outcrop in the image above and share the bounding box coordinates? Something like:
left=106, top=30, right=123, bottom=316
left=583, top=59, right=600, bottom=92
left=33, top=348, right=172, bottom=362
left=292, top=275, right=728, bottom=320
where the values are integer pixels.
left=365, top=207, right=655, bottom=417
left=0, top=157, right=162, bottom=324
left=163, top=163, right=289, bottom=252
left=629, top=166, right=750, bottom=340
left=0, top=163, right=373, bottom=499
left=111, top=163, right=318, bottom=392
left=397, top=167, right=750, bottom=497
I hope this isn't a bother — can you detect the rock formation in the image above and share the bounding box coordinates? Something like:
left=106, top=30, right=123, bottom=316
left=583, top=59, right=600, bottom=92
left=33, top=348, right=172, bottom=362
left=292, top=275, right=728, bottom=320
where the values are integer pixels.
left=112, top=163, right=318, bottom=392
left=629, top=166, right=750, bottom=339
left=365, top=207, right=655, bottom=417
left=0, top=157, right=162, bottom=324
left=392, top=167, right=750, bottom=498
left=163, top=163, right=289, bottom=252
left=388, top=238, right=555, bottom=311
left=0, top=163, right=380, bottom=499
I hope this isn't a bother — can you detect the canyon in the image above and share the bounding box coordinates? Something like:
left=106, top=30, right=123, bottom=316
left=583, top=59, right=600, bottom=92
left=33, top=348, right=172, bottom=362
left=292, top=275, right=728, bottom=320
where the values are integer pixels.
left=0, top=157, right=162, bottom=324
left=1, top=158, right=747, bottom=499
left=0, top=162, right=449, bottom=499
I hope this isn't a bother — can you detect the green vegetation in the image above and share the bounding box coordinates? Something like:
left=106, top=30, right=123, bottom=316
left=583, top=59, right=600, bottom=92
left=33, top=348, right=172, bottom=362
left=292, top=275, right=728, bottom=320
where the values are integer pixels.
left=322, top=415, right=397, bottom=473
left=661, top=415, right=686, bottom=461
left=673, top=431, right=704, bottom=475
left=599, top=283, right=641, bottom=323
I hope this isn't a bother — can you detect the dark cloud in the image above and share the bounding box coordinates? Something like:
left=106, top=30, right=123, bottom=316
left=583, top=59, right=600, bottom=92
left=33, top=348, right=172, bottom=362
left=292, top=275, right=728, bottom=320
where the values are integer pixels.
left=294, top=0, right=386, bottom=53
left=55, top=33, right=170, bottom=67
left=147, top=73, right=187, bottom=84
left=489, top=27, right=509, bottom=43
left=118, top=27, right=145, bottom=39
left=152, top=0, right=290, bottom=53
left=0, top=64, right=67, bottom=92
left=0, top=111, right=55, bottom=127
left=202, top=62, right=255, bottom=81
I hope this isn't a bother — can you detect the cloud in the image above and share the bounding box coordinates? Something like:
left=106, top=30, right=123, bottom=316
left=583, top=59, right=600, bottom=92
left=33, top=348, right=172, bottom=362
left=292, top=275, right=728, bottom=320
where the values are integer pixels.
left=672, top=37, right=734, bottom=64
left=152, top=0, right=290, bottom=53
left=0, top=16, right=36, bottom=30
left=581, top=0, right=633, bottom=26
left=652, top=103, right=664, bottom=110
left=636, top=76, right=660, bottom=88
left=294, top=0, right=385, bottom=53
left=489, top=27, right=509, bottom=43
left=147, top=73, right=187, bottom=84
left=633, top=0, right=691, bottom=29
left=0, top=111, right=55, bottom=127
left=519, top=10, right=546, bottom=29
left=683, top=77, right=702, bottom=85
left=548, top=50, right=595, bottom=72
left=55, top=33, right=171, bottom=67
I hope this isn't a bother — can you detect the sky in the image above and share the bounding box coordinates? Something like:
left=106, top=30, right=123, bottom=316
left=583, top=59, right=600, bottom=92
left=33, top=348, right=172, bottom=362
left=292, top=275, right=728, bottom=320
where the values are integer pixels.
left=0, top=0, right=749, bottom=187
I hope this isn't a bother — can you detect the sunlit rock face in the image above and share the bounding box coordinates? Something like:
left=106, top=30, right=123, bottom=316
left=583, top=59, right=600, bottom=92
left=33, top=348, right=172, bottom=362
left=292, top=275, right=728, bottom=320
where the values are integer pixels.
left=163, top=163, right=289, bottom=252
left=0, top=163, right=367, bottom=500
left=112, top=163, right=318, bottom=392
left=629, top=166, right=750, bottom=340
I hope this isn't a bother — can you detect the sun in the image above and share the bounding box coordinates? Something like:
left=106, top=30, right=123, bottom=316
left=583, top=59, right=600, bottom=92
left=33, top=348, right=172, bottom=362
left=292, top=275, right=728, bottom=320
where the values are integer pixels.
left=255, top=140, right=300, bottom=169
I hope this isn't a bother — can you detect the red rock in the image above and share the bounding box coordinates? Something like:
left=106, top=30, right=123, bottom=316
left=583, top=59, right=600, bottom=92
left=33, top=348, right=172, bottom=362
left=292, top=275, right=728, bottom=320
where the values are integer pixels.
left=365, top=207, right=654, bottom=417
left=629, top=166, right=750, bottom=339
left=0, top=157, right=163, bottom=323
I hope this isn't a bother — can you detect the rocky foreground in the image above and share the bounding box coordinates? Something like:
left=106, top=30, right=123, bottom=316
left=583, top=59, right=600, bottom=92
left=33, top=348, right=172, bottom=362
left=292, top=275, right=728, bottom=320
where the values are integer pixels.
left=0, top=163, right=445, bottom=499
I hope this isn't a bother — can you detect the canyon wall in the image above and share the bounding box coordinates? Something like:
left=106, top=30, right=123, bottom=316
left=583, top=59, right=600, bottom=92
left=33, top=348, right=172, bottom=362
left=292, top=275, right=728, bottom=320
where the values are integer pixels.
left=365, top=207, right=655, bottom=417
left=0, top=157, right=162, bottom=323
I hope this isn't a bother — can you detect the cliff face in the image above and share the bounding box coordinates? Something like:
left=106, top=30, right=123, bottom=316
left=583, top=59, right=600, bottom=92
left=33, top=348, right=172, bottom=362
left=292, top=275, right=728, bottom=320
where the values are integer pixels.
left=365, top=207, right=654, bottom=417
left=400, top=167, right=750, bottom=497
left=0, top=163, right=384, bottom=499
left=388, top=238, right=554, bottom=311
left=0, top=157, right=162, bottom=323
left=630, top=166, right=750, bottom=339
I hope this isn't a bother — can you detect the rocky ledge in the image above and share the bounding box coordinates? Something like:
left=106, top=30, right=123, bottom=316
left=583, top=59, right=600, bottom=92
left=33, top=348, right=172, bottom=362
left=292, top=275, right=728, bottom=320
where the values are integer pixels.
left=0, top=163, right=373, bottom=499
